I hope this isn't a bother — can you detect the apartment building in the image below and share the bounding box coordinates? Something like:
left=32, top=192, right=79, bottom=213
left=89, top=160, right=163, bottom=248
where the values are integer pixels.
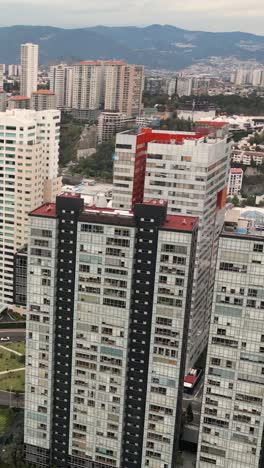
left=20, top=43, right=39, bottom=98
left=0, top=64, right=3, bottom=90
left=176, top=77, right=193, bottom=97
left=197, top=213, right=264, bottom=468
left=31, top=90, right=56, bottom=111
left=22, top=193, right=197, bottom=468
left=49, top=64, right=74, bottom=109
left=228, top=168, right=243, bottom=196
left=72, top=61, right=103, bottom=111
left=0, top=109, right=61, bottom=309
left=0, top=90, right=6, bottom=111
left=8, top=96, right=30, bottom=110
left=72, top=61, right=144, bottom=117
left=232, top=149, right=264, bottom=166
left=112, top=126, right=230, bottom=366
left=97, top=111, right=133, bottom=144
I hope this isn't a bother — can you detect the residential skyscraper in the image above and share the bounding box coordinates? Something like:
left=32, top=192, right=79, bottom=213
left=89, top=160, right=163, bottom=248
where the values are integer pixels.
left=197, top=212, right=264, bottom=468
left=0, top=64, right=3, bottom=90
left=71, top=61, right=144, bottom=117
left=49, top=64, right=74, bottom=109
left=20, top=43, right=39, bottom=98
left=104, top=62, right=144, bottom=116
left=0, top=109, right=61, bottom=309
left=22, top=193, right=197, bottom=468
left=112, top=125, right=230, bottom=367
left=72, top=61, right=103, bottom=111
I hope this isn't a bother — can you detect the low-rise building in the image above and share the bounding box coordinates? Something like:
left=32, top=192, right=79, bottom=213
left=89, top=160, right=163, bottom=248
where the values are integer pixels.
left=228, top=168, right=243, bottom=195
left=8, top=95, right=30, bottom=109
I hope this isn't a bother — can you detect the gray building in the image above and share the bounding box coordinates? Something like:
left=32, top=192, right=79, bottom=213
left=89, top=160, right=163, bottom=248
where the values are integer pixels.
left=197, top=213, right=264, bottom=467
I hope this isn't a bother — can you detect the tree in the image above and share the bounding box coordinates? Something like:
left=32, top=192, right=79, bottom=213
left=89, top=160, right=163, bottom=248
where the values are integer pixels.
left=186, top=403, right=194, bottom=423
left=231, top=195, right=240, bottom=207
left=72, top=139, right=114, bottom=182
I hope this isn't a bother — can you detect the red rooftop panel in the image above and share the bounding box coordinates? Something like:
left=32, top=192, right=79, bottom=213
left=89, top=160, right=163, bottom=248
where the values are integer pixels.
left=30, top=203, right=57, bottom=217
left=32, top=90, right=55, bottom=95
left=196, top=120, right=228, bottom=127
left=161, top=215, right=198, bottom=232
left=230, top=168, right=243, bottom=174
left=10, top=96, right=30, bottom=101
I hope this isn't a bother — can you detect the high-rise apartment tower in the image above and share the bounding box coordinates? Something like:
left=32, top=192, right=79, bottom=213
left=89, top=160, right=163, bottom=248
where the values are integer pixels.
left=22, top=193, right=197, bottom=468
left=0, top=109, right=61, bottom=309
left=112, top=125, right=230, bottom=367
left=197, top=212, right=264, bottom=468
left=20, top=43, right=39, bottom=98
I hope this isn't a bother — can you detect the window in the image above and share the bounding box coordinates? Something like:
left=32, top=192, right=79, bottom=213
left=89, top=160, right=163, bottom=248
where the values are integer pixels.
left=253, top=244, right=263, bottom=253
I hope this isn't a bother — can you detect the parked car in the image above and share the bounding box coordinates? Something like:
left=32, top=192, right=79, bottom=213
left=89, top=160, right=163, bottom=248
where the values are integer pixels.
left=0, top=336, right=10, bottom=342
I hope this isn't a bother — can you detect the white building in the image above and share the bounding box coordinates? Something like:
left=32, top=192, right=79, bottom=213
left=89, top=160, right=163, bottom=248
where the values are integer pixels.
left=0, top=109, right=61, bottom=309
left=176, top=77, right=193, bottom=97
left=0, top=90, right=6, bottom=111
left=0, top=64, right=3, bottom=90
left=72, top=61, right=144, bottom=117
left=72, top=61, right=103, bottom=111
left=31, top=90, right=56, bottom=111
left=232, top=150, right=264, bottom=166
left=49, top=64, right=74, bottom=109
left=20, top=43, right=39, bottom=98
left=112, top=125, right=231, bottom=367
left=197, top=211, right=264, bottom=468
left=97, top=111, right=133, bottom=144
left=228, top=168, right=243, bottom=195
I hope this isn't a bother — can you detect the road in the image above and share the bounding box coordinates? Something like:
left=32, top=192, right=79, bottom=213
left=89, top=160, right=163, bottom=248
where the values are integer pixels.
left=183, top=378, right=204, bottom=427
left=0, top=329, right=26, bottom=342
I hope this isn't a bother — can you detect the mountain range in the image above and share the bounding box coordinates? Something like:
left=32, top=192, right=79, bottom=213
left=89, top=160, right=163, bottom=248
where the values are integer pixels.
left=1, top=24, right=264, bottom=70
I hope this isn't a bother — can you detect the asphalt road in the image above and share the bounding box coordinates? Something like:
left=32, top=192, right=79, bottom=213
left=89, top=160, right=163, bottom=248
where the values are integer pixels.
left=0, top=329, right=26, bottom=341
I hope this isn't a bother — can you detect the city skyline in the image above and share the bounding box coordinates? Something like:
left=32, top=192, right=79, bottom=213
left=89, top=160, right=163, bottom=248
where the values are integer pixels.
left=0, top=1, right=263, bottom=35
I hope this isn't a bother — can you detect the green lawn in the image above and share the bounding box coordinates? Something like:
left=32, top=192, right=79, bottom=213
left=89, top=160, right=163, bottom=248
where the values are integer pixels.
left=0, top=370, right=25, bottom=393
left=0, top=348, right=25, bottom=372
left=4, top=342, right=25, bottom=355
left=0, top=407, right=15, bottom=436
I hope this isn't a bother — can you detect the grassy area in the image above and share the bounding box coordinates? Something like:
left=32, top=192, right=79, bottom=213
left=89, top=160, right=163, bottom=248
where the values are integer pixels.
left=0, top=407, right=15, bottom=437
left=4, top=342, right=25, bottom=355
left=0, top=348, right=25, bottom=372
left=0, top=370, right=25, bottom=393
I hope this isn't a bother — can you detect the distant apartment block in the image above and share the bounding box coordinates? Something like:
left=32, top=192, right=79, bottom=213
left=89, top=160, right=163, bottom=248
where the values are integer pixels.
left=72, top=60, right=144, bottom=117
left=20, top=43, right=38, bottom=98
left=22, top=193, right=197, bottom=468
left=49, top=64, right=74, bottom=109
left=0, top=109, right=61, bottom=309
left=8, top=96, right=30, bottom=110
left=97, top=111, right=133, bottom=144
left=228, top=168, right=243, bottom=196
left=197, top=213, right=264, bottom=468
left=176, top=77, right=193, bottom=97
left=31, top=90, right=56, bottom=111
left=232, top=149, right=264, bottom=166
left=0, top=90, right=6, bottom=111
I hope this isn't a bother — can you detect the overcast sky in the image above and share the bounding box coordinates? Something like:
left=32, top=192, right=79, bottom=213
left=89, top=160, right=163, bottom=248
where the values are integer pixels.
left=0, top=0, right=263, bottom=35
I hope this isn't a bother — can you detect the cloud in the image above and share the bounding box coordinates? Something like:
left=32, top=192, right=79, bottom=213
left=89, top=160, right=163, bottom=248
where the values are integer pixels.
left=0, top=0, right=263, bottom=34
